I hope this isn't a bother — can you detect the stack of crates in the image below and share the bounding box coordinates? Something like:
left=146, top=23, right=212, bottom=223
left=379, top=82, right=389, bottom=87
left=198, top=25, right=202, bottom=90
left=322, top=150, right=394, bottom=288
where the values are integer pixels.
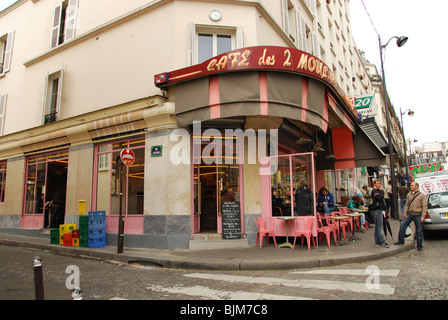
left=79, top=215, right=89, bottom=247
left=50, top=229, right=59, bottom=244
left=59, top=224, right=77, bottom=245
left=87, top=211, right=107, bottom=248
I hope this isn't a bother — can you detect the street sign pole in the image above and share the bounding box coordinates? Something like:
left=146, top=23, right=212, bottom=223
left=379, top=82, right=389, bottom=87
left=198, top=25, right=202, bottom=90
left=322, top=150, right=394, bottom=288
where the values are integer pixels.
left=117, top=148, right=135, bottom=254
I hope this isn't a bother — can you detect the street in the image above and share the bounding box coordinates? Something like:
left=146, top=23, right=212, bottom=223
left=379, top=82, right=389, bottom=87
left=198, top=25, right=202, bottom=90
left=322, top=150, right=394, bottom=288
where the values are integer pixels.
left=1, top=232, right=448, bottom=303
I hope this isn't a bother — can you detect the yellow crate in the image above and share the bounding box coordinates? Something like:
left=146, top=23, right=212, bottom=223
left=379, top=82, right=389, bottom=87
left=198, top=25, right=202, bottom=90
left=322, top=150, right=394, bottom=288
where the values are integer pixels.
left=59, top=224, right=77, bottom=235
left=72, top=238, right=79, bottom=247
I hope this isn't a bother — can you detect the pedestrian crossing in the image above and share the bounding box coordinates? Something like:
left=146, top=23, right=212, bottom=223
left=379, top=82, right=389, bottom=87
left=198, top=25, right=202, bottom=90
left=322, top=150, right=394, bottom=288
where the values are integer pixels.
left=146, top=268, right=400, bottom=300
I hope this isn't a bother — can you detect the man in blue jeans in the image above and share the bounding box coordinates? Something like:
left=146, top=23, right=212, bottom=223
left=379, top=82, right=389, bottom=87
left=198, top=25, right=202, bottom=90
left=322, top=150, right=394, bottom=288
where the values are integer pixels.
left=395, top=181, right=427, bottom=251
left=371, top=179, right=389, bottom=248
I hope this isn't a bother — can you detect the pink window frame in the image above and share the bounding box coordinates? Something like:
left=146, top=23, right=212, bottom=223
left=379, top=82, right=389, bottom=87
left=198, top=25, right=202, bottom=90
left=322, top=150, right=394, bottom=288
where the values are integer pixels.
left=92, top=136, right=145, bottom=234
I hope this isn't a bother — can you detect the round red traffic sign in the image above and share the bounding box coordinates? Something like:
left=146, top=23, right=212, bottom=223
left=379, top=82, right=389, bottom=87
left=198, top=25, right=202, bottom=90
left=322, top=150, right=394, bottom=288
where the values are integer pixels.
left=120, top=148, right=135, bottom=166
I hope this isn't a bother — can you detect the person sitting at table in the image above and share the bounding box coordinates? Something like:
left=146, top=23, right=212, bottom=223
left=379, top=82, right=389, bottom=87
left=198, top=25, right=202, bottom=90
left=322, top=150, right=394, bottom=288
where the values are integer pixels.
left=316, top=187, right=334, bottom=214
left=346, top=194, right=367, bottom=230
left=280, top=187, right=293, bottom=216
left=295, top=182, right=313, bottom=215
left=272, top=189, right=286, bottom=216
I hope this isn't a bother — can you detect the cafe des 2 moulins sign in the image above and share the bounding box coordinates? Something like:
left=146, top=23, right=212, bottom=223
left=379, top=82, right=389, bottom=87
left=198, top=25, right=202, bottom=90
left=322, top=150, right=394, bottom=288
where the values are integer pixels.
left=154, top=46, right=356, bottom=112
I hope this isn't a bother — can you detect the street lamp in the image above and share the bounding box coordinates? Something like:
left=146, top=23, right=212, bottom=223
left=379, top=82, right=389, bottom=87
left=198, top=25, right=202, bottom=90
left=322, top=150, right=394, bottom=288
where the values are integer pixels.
left=379, top=34, right=408, bottom=220
left=400, top=108, right=415, bottom=187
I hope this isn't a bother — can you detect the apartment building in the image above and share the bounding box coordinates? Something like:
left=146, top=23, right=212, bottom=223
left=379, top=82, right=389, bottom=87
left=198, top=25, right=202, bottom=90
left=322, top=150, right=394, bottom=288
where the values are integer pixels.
left=0, top=0, right=398, bottom=249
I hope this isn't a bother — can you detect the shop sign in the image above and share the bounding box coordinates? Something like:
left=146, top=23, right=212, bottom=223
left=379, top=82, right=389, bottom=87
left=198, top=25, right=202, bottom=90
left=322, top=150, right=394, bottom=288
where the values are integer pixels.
left=120, top=148, right=135, bottom=166
left=151, top=145, right=163, bottom=157
left=350, top=94, right=376, bottom=117
left=154, top=46, right=354, bottom=111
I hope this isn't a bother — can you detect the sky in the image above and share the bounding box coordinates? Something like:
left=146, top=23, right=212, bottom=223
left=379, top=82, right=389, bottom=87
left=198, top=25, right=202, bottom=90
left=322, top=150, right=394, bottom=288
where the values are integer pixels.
left=349, top=0, right=448, bottom=145
left=0, top=0, right=445, bottom=145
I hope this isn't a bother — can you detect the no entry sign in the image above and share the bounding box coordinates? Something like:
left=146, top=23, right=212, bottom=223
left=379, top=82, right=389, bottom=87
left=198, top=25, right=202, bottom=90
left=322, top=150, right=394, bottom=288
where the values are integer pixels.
left=120, top=148, right=135, bottom=166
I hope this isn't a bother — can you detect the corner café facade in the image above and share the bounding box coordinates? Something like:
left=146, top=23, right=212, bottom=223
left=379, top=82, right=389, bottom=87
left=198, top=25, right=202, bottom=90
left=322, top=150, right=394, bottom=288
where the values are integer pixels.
left=156, top=45, right=386, bottom=248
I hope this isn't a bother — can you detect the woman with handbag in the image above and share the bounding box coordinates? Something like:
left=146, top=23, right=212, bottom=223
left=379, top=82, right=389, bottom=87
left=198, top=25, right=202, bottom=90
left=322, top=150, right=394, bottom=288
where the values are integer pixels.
left=371, top=179, right=390, bottom=248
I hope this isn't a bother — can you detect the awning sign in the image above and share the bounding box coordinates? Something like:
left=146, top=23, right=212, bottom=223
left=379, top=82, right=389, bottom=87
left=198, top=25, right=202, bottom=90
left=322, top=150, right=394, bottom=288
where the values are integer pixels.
left=350, top=94, right=376, bottom=117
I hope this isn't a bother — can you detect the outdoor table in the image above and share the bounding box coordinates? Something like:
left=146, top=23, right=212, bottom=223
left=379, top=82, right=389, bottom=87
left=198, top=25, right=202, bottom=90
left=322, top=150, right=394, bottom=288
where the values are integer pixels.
left=275, top=216, right=297, bottom=249
left=328, top=215, right=349, bottom=246
left=345, top=213, right=364, bottom=241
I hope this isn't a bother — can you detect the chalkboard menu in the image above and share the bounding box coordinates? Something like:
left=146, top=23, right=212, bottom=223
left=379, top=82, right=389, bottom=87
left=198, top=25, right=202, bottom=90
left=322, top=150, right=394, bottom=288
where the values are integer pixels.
left=221, top=201, right=242, bottom=239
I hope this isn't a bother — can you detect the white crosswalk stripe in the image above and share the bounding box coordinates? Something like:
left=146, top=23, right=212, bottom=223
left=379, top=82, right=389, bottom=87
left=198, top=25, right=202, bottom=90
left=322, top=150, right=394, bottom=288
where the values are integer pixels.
left=291, top=269, right=400, bottom=277
left=147, top=284, right=312, bottom=300
left=183, top=272, right=397, bottom=295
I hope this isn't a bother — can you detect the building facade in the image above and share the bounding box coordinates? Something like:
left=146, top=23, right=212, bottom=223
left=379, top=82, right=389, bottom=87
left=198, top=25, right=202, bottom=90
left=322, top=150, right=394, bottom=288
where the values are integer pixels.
left=0, top=0, right=403, bottom=249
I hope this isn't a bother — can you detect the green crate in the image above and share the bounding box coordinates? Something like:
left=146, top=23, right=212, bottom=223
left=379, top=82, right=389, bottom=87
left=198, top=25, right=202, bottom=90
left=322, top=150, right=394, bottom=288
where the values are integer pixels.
left=79, top=216, right=89, bottom=224
left=50, top=236, right=59, bottom=245
left=79, top=238, right=88, bottom=247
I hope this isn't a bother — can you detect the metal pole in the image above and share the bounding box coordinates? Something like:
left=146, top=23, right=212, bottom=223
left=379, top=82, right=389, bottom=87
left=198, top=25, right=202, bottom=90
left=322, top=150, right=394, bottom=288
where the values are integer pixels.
left=400, top=107, right=411, bottom=187
left=117, top=158, right=125, bottom=254
left=379, top=35, right=399, bottom=220
left=33, top=256, right=44, bottom=300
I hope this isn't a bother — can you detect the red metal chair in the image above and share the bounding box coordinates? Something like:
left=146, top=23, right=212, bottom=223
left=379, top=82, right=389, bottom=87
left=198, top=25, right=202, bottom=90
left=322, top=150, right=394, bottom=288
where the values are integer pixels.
left=292, top=218, right=316, bottom=251
left=254, top=217, right=277, bottom=249
left=317, top=214, right=338, bottom=247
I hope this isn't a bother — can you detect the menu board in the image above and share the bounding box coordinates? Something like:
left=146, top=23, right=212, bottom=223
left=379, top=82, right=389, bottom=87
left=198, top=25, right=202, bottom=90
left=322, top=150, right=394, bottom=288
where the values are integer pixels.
left=221, top=201, right=242, bottom=240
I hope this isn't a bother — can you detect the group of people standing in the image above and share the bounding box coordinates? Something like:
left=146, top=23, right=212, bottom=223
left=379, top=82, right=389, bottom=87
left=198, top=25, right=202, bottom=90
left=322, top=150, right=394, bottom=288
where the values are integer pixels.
left=369, top=179, right=426, bottom=251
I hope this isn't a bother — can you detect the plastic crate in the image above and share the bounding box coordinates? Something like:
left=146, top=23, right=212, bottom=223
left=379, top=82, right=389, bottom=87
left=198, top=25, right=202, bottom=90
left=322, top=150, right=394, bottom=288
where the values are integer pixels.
left=89, top=219, right=106, bottom=230
left=88, top=211, right=106, bottom=220
left=79, top=215, right=89, bottom=225
left=72, top=238, right=79, bottom=247
left=88, top=228, right=106, bottom=238
left=88, top=236, right=106, bottom=248
left=79, top=238, right=88, bottom=248
left=71, top=229, right=80, bottom=238
left=63, top=233, right=73, bottom=246
left=60, top=224, right=77, bottom=235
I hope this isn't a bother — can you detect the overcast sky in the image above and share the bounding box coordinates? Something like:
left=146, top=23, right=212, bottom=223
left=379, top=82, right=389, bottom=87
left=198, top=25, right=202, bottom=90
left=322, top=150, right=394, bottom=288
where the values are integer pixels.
left=1, top=0, right=446, bottom=145
left=350, top=0, right=448, bottom=145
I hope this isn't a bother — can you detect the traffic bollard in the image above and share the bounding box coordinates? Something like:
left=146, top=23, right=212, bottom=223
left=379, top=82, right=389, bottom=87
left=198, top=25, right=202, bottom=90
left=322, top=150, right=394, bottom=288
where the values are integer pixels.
left=33, top=256, right=44, bottom=300
left=71, top=287, right=83, bottom=300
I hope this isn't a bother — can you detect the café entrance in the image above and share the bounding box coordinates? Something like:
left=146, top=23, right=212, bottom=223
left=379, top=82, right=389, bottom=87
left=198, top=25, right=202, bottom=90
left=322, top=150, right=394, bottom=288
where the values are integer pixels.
left=192, top=134, right=243, bottom=234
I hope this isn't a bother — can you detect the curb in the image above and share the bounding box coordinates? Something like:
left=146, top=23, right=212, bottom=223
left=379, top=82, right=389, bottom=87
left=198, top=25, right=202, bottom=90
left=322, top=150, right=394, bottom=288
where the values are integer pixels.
left=0, top=236, right=415, bottom=271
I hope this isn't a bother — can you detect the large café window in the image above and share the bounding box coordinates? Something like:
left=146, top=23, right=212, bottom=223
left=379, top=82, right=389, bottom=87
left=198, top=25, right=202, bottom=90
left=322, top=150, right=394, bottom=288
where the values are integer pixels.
left=270, top=153, right=315, bottom=217
left=95, top=137, right=145, bottom=216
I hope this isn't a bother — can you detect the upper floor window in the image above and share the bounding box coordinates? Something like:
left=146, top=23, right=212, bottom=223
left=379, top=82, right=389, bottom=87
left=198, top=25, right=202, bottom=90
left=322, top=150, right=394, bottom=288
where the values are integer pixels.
left=51, top=0, right=78, bottom=49
left=187, top=23, right=244, bottom=66
left=0, top=31, right=14, bottom=74
left=43, top=69, right=64, bottom=124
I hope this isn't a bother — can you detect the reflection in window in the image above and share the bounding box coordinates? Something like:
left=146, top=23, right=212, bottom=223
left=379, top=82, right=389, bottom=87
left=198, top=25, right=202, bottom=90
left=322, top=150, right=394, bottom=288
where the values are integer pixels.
left=95, top=137, right=145, bottom=215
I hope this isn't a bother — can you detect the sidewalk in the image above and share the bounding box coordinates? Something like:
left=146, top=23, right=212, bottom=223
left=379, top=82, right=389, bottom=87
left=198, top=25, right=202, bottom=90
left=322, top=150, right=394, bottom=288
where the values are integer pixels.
left=0, top=219, right=414, bottom=270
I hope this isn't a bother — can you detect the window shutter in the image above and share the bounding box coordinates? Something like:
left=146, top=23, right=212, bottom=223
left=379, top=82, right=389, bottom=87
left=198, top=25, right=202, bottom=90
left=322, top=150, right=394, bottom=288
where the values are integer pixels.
left=2, top=31, right=14, bottom=73
left=51, top=4, right=62, bottom=49
left=281, top=0, right=289, bottom=36
left=312, top=32, right=320, bottom=58
left=42, top=73, right=49, bottom=124
left=56, top=67, right=64, bottom=118
left=187, top=23, right=195, bottom=66
left=236, top=27, right=244, bottom=49
left=64, top=0, right=78, bottom=42
left=309, top=0, right=317, bottom=16
left=296, top=12, right=307, bottom=52
left=0, top=93, right=6, bottom=136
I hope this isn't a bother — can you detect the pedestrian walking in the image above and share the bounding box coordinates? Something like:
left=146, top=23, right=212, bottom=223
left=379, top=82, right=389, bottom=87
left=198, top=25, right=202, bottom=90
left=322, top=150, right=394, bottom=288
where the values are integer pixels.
left=394, top=181, right=427, bottom=251
left=371, top=179, right=389, bottom=248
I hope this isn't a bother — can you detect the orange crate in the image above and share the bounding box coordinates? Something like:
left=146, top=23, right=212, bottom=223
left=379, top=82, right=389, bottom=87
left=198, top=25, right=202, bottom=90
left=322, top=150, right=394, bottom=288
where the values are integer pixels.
left=63, top=233, right=72, bottom=246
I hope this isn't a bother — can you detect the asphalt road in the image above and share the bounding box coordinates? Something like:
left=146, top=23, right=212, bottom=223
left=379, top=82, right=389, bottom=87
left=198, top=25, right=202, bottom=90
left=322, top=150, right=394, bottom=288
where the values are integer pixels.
left=1, top=231, right=448, bottom=303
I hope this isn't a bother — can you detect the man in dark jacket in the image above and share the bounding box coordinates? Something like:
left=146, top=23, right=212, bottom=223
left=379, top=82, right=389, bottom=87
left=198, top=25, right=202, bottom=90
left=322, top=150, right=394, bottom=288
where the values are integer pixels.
left=371, top=179, right=389, bottom=248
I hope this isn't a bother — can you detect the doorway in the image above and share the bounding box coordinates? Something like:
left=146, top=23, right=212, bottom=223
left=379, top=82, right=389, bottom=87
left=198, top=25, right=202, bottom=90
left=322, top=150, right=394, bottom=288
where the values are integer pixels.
left=22, top=150, right=68, bottom=229
left=192, top=135, right=242, bottom=234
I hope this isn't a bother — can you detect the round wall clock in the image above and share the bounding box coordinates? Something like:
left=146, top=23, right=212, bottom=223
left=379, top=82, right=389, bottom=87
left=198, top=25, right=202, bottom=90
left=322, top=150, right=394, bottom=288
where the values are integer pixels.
left=209, top=10, right=222, bottom=21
